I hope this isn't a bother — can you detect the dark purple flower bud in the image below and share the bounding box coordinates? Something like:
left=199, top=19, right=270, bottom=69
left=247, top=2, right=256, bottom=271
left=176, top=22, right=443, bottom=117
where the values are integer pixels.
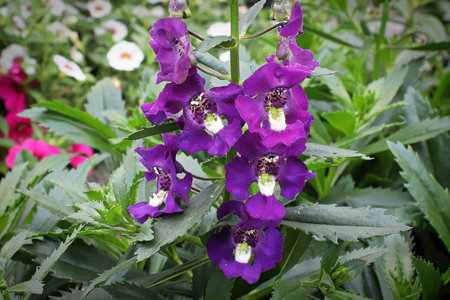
left=236, top=62, right=313, bottom=148
left=149, top=17, right=196, bottom=84
left=127, top=134, right=192, bottom=223
left=142, top=69, right=244, bottom=157
left=169, top=0, right=191, bottom=18
left=206, top=201, right=284, bottom=284
left=225, top=131, right=314, bottom=200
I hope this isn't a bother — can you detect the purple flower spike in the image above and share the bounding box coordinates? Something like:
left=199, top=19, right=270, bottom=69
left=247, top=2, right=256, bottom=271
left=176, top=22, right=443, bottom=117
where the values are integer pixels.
left=127, top=135, right=192, bottom=223
left=149, top=17, right=196, bottom=84
left=283, top=40, right=319, bottom=69
left=277, top=1, right=303, bottom=60
left=144, top=69, right=244, bottom=156
left=206, top=201, right=283, bottom=284
left=236, top=62, right=312, bottom=148
left=225, top=131, right=312, bottom=200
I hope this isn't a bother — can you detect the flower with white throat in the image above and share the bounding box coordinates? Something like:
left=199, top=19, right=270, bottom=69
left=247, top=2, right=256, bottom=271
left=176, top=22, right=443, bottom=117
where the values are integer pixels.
left=94, top=20, right=128, bottom=42
left=47, top=0, right=66, bottom=16
left=86, top=0, right=112, bottom=18
left=106, top=41, right=144, bottom=71
left=53, top=55, right=86, bottom=81
left=0, top=44, right=36, bottom=74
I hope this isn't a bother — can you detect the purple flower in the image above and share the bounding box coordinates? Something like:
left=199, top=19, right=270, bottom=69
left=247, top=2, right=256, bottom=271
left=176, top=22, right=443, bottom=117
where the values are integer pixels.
left=277, top=1, right=303, bottom=60
left=235, top=62, right=313, bottom=148
left=127, top=134, right=192, bottom=223
left=149, top=17, right=196, bottom=84
left=283, top=40, right=319, bottom=69
left=142, top=69, right=244, bottom=157
left=206, top=201, right=284, bottom=284
left=225, top=131, right=314, bottom=201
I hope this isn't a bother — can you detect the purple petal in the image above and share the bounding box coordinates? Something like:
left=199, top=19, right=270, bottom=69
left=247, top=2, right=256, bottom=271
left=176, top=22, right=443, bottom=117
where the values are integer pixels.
left=206, top=227, right=234, bottom=264
left=217, top=200, right=247, bottom=222
left=170, top=172, right=193, bottom=205
left=225, top=157, right=255, bottom=200
left=207, top=118, right=242, bottom=157
left=178, top=118, right=211, bottom=154
left=235, top=95, right=266, bottom=134
left=253, top=228, right=284, bottom=271
left=218, top=261, right=262, bottom=284
left=128, top=202, right=161, bottom=223
left=245, top=193, right=285, bottom=227
left=277, top=157, right=312, bottom=199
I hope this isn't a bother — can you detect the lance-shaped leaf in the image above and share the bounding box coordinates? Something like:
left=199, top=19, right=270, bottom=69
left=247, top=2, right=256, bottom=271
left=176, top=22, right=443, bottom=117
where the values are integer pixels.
left=282, top=204, right=410, bottom=243
left=0, top=163, right=27, bottom=214
left=309, top=67, right=337, bottom=78
left=135, top=182, right=224, bottom=261
left=0, top=231, right=30, bottom=271
left=195, top=36, right=234, bottom=53
left=239, top=0, right=266, bottom=36
left=413, top=257, right=444, bottom=300
left=388, top=141, right=450, bottom=251
left=126, top=122, right=179, bottom=140
left=195, top=52, right=229, bottom=75
left=304, top=143, right=371, bottom=160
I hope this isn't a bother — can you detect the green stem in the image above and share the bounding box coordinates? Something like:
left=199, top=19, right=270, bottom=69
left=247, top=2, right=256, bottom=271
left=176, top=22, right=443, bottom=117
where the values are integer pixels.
left=165, top=246, right=193, bottom=282
left=229, top=0, right=240, bottom=84
left=182, top=234, right=204, bottom=248
left=372, top=0, right=389, bottom=80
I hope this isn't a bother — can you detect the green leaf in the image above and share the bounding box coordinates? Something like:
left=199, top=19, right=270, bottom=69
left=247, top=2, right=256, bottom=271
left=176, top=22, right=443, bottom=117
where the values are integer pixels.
left=334, top=122, right=403, bottom=147
left=309, top=67, right=337, bottom=77
left=102, top=282, right=160, bottom=300
left=304, top=143, right=371, bottom=160
left=8, top=279, right=43, bottom=294
left=20, top=107, right=121, bottom=156
left=205, top=265, right=233, bottom=300
left=282, top=204, right=410, bottom=243
left=239, top=0, right=266, bottom=36
left=367, top=66, right=408, bottom=117
left=303, top=25, right=360, bottom=49
left=362, top=117, right=450, bottom=154
left=323, top=290, right=370, bottom=300
left=20, top=189, right=73, bottom=217
left=130, top=219, right=154, bottom=243
left=277, top=230, right=312, bottom=279
left=81, top=257, right=137, bottom=299
left=0, top=231, right=29, bottom=270
left=413, top=257, right=443, bottom=300
left=388, top=42, right=450, bottom=51
left=338, top=247, right=387, bottom=265
left=196, top=36, right=234, bottom=52
left=0, top=163, right=27, bottom=214
left=135, top=183, right=224, bottom=261
left=271, top=279, right=307, bottom=300
left=388, top=141, right=450, bottom=251
left=322, top=111, right=355, bottom=136
left=85, top=78, right=126, bottom=125
left=195, top=52, right=229, bottom=75
left=49, top=288, right=113, bottom=300
left=321, top=75, right=354, bottom=113
left=126, top=122, right=179, bottom=140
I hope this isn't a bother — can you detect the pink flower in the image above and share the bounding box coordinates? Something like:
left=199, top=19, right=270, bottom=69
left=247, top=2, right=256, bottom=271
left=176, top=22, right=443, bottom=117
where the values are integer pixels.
left=0, top=63, right=27, bottom=113
left=5, top=112, right=33, bottom=143
left=5, top=139, right=61, bottom=168
left=67, top=143, right=94, bottom=167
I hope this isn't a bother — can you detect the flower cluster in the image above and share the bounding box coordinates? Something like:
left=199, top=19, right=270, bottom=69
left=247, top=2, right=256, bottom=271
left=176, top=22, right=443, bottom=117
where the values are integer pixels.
left=130, top=1, right=316, bottom=284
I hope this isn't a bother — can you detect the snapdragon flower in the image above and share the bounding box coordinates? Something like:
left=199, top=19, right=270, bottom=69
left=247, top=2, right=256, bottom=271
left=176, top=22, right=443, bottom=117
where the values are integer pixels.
left=148, top=17, right=196, bottom=84
left=225, top=131, right=313, bottom=201
left=235, top=62, right=313, bottom=148
left=128, top=135, right=192, bottom=222
left=206, top=201, right=283, bottom=284
left=142, top=69, right=243, bottom=157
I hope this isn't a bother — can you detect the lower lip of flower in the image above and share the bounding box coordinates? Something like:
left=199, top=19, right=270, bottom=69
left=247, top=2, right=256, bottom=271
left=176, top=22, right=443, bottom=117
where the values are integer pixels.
left=258, top=173, right=276, bottom=196
left=268, top=107, right=287, bottom=131
left=203, top=113, right=224, bottom=134
left=149, top=190, right=168, bottom=207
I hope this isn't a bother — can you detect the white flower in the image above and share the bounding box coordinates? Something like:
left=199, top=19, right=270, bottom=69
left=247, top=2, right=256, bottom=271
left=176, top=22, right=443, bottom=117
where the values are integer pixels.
left=13, top=15, right=26, bottom=29
left=106, top=41, right=144, bottom=71
left=47, top=0, right=66, bottom=16
left=94, top=20, right=128, bottom=42
left=20, top=3, right=32, bottom=18
left=47, top=22, right=73, bottom=37
left=149, top=6, right=165, bottom=17
left=87, top=0, right=112, bottom=18
left=0, top=7, right=8, bottom=17
left=53, top=55, right=86, bottom=81
left=0, top=44, right=36, bottom=74
left=132, top=5, right=165, bottom=18
left=207, top=22, right=231, bottom=37
left=70, top=47, right=84, bottom=62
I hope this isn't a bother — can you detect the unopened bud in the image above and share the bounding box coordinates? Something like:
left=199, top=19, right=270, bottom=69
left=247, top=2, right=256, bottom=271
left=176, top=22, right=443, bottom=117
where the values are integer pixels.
left=271, top=0, right=293, bottom=21
left=169, top=0, right=191, bottom=19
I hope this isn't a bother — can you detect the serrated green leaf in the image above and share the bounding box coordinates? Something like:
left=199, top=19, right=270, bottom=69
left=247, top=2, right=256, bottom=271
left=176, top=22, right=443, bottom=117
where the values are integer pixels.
left=309, top=67, right=337, bottom=77
left=195, top=52, right=229, bottom=75
left=8, top=279, right=43, bottom=294
left=413, top=257, right=443, bottom=300
left=19, top=189, right=73, bottom=217
left=126, top=122, right=179, bottom=140
left=277, top=230, right=312, bottom=279
left=49, top=288, right=112, bottom=300
left=321, top=75, right=354, bottom=113
left=135, top=183, right=224, bottom=261
left=363, top=117, right=450, bottom=154
left=205, top=266, right=233, bottom=300
left=239, top=0, right=266, bottom=36
left=130, top=219, right=154, bottom=243
left=196, top=36, right=234, bottom=52
left=283, top=204, right=410, bottom=243
left=0, top=163, right=27, bottom=214
left=85, top=78, right=126, bottom=125
left=338, top=247, right=387, bottom=265
left=81, top=257, right=137, bottom=299
left=304, top=143, right=371, bottom=160
left=334, top=122, right=402, bottom=147
left=271, top=279, right=307, bottom=300
left=0, top=231, right=29, bottom=270
left=388, top=141, right=450, bottom=251
left=322, top=111, right=355, bottom=136
left=323, top=290, right=370, bottom=300
left=102, top=282, right=160, bottom=300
